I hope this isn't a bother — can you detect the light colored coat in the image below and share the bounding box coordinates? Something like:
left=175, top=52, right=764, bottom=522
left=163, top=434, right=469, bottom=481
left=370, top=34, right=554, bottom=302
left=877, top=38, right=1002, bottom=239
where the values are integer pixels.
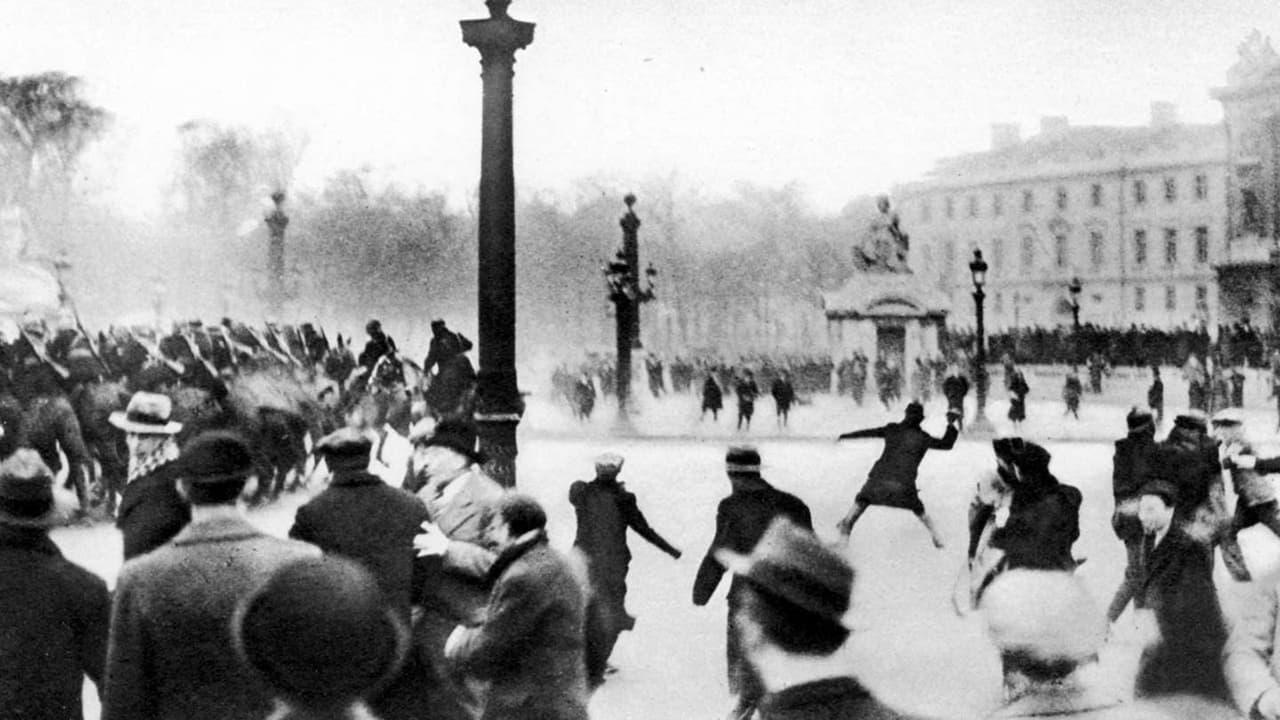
left=1225, top=570, right=1280, bottom=716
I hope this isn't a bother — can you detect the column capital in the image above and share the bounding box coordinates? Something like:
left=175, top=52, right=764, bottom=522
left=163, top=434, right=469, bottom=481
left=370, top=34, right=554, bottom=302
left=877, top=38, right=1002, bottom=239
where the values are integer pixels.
left=461, top=12, right=535, bottom=58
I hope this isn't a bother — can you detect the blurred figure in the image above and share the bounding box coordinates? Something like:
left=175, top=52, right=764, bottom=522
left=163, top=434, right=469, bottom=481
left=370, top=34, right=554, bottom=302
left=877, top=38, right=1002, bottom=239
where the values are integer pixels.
left=233, top=556, right=411, bottom=720
left=942, top=363, right=970, bottom=432
left=835, top=402, right=960, bottom=548
left=701, top=372, right=724, bottom=421
left=109, top=391, right=188, bottom=560
left=981, top=570, right=1175, bottom=718
left=721, top=518, right=922, bottom=719
left=1225, top=566, right=1280, bottom=719
left=103, top=431, right=321, bottom=720
left=0, top=449, right=109, bottom=720
left=358, top=319, right=397, bottom=374
left=736, top=369, right=759, bottom=431
left=570, top=452, right=681, bottom=688
left=1215, top=409, right=1280, bottom=556
left=1126, top=480, right=1230, bottom=703
left=445, top=494, right=589, bottom=720
left=1148, top=366, right=1164, bottom=427
left=693, top=446, right=812, bottom=720
left=770, top=370, right=796, bottom=430
left=1006, top=363, right=1029, bottom=429
left=288, top=428, right=434, bottom=720
left=1062, top=367, right=1082, bottom=419
left=1106, top=407, right=1160, bottom=622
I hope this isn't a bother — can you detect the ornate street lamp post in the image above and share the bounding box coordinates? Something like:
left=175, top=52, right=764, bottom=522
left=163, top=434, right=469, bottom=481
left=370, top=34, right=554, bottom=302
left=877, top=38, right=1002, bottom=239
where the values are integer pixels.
left=969, top=249, right=994, bottom=433
left=1068, top=276, right=1082, bottom=366
left=462, top=0, right=534, bottom=486
left=604, top=194, right=656, bottom=427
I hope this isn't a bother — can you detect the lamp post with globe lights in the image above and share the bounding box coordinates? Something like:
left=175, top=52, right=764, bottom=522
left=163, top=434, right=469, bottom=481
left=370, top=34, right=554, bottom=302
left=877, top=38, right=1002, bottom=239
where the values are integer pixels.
left=604, top=194, right=657, bottom=426
left=1068, top=276, right=1082, bottom=366
left=969, top=249, right=994, bottom=433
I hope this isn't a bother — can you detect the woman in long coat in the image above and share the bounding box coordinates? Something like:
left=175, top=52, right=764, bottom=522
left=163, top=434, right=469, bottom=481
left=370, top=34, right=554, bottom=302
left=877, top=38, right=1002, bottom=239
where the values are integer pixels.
left=701, top=373, right=723, bottom=421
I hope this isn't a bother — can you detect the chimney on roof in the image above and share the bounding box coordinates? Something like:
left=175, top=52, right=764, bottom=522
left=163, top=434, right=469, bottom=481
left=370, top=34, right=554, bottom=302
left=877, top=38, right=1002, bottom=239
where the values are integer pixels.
left=1039, top=116, right=1069, bottom=137
left=1150, top=101, right=1178, bottom=128
left=991, top=123, right=1021, bottom=151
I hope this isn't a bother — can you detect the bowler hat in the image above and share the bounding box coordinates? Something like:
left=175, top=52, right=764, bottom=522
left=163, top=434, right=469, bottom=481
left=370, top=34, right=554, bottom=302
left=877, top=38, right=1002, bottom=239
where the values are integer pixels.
left=1174, top=411, right=1208, bottom=432
left=725, top=445, right=761, bottom=474
left=109, top=392, right=183, bottom=435
left=716, top=518, right=854, bottom=628
left=0, top=449, right=75, bottom=528
left=418, top=417, right=484, bottom=464
left=981, top=570, right=1106, bottom=665
left=1126, top=406, right=1154, bottom=432
left=1139, top=479, right=1178, bottom=506
left=904, top=401, right=925, bottom=420
left=173, top=431, right=255, bottom=484
left=1008, top=439, right=1051, bottom=473
left=314, top=427, right=373, bottom=471
left=233, top=555, right=409, bottom=711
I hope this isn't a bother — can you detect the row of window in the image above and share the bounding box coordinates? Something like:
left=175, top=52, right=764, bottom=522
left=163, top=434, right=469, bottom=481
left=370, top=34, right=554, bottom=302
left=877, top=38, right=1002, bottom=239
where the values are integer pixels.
left=990, top=285, right=1209, bottom=315
left=979, top=225, right=1211, bottom=275
left=922, top=174, right=1210, bottom=221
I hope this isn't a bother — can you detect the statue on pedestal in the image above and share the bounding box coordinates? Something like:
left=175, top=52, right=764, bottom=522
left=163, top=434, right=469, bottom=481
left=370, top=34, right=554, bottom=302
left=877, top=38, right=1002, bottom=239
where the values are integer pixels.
left=853, top=195, right=910, bottom=273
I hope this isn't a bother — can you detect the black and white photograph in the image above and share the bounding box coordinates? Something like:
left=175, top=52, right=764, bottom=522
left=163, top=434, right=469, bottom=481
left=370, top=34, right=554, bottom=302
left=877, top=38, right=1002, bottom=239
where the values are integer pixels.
left=4, top=1, right=1280, bottom=718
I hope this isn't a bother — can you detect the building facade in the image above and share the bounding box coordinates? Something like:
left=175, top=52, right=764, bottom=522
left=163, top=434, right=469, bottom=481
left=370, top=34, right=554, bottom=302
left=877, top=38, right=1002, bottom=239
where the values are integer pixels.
left=895, top=35, right=1280, bottom=334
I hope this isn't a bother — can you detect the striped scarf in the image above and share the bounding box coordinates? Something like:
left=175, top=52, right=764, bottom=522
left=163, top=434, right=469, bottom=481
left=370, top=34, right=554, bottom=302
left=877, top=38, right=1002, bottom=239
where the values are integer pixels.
left=128, top=438, right=179, bottom=483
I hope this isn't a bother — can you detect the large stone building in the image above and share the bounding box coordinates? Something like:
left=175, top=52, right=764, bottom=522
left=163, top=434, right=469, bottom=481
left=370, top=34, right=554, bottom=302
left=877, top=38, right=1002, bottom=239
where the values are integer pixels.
left=895, top=32, right=1280, bottom=334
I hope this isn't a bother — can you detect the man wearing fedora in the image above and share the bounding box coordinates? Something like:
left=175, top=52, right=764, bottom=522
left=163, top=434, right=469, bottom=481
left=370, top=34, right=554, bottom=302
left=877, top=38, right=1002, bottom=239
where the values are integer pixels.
left=109, top=391, right=189, bottom=560
left=103, top=430, right=320, bottom=720
left=233, top=555, right=412, bottom=720
left=835, top=401, right=960, bottom=548
left=693, top=445, right=812, bottom=720
left=718, top=517, right=915, bottom=719
left=445, top=493, right=589, bottom=720
left=409, top=417, right=505, bottom=720
left=289, top=427, right=435, bottom=720
left=570, top=451, right=682, bottom=688
left=0, top=449, right=110, bottom=720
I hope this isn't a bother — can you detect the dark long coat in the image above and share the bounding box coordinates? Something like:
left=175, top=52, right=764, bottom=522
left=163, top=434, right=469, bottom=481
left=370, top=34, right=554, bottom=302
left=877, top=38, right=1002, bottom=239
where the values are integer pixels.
left=693, top=475, right=812, bottom=700
left=758, top=677, right=918, bottom=720
left=102, top=515, right=320, bottom=720
left=702, top=376, right=723, bottom=412
left=116, top=462, right=190, bottom=560
left=288, top=469, right=434, bottom=720
left=0, top=525, right=110, bottom=720
left=1134, top=526, right=1230, bottom=701
left=570, top=477, right=680, bottom=682
left=987, top=472, right=1081, bottom=572
left=841, top=421, right=958, bottom=513
left=289, top=470, right=429, bottom=616
left=449, top=531, right=589, bottom=720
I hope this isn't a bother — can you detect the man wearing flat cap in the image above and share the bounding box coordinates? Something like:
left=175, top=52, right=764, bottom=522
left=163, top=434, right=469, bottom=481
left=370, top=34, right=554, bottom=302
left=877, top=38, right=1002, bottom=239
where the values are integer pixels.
left=836, top=401, right=960, bottom=548
left=570, top=451, right=682, bottom=688
left=694, top=445, right=812, bottom=720
left=719, top=517, right=916, bottom=719
left=409, top=416, right=505, bottom=720
left=1214, top=409, right=1280, bottom=559
left=289, top=427, right=435, bottom=720
left=110, top=390, right=189, bottom=560
left=0, top=449, right=110, bottom=720
left=1106, top=407, right=1160, bottom=622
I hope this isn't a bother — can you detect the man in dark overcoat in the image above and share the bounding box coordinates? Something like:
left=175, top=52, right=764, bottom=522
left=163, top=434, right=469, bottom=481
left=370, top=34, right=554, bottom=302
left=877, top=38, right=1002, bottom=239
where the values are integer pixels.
left=985, top=441, right=1081, bottom=574
left=835, top=401, right=959, bottom=548
left=0, top=449, right=110, bottom=720
left=109, top=391, right=189, bottom=560
left=102, top=431, right=320, bottom=720
left=693, top=446, right=812, bottom=720
left=701, top=373, right=724, bottom=421
left=770, top=371, right=796, bottom=429
left=1128, top=480, right=1230, bottom=703
left=736, top=370, right=759, bottom=431
left=942, top=364, right=970, bottom=431
left=1106, top=407, right=1160, bottom=622
left=288, top=427, right=434, bottom=720
left=446, top=494, right=589, bottom=720
left=570, top=452, right=681, bottom=688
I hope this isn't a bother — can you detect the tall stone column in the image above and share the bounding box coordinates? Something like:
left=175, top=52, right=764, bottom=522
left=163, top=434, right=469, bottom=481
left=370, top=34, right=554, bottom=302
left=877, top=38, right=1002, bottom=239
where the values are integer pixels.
left=462, top=0, right=534, bottom=487
left=264, top=191, right=289, bottom=318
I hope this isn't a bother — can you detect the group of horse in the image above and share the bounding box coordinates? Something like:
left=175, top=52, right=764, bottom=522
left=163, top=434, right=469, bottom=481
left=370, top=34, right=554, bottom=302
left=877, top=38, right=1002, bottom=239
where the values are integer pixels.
left=0, top=317, right=477, bottom=520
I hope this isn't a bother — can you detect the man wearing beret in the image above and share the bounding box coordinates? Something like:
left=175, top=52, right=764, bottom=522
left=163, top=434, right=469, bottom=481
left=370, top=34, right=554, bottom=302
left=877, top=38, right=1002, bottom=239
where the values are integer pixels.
left=694, top=446, right=812, bottom=720
left=103, top=431, right=321, bottom=720
left=289, top=426, right=435, bottom=720
left=0, top=449, right=110, bottom=720
left=570, top=452, right=681, bottom=688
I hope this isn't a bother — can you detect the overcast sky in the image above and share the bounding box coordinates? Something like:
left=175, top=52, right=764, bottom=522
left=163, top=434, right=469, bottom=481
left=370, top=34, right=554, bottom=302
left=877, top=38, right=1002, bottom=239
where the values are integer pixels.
left=4, top=0, right=1280, bottom=216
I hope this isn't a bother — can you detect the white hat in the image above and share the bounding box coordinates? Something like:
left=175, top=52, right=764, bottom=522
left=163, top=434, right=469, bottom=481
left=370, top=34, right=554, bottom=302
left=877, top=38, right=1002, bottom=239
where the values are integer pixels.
left=108, top=392, right=183, bottom=435
left=1211, top=408, right=1245, bottom=426
left=594, top=452, right=624, bottom=471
